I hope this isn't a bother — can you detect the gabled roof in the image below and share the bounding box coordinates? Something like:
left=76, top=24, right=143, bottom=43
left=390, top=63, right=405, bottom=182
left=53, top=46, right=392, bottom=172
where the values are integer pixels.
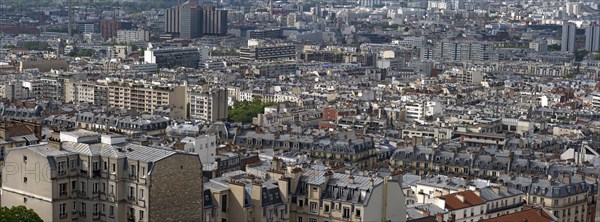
left=481, top=208, right=554, bottom=222
left=440, top=190, right=485, bottom=210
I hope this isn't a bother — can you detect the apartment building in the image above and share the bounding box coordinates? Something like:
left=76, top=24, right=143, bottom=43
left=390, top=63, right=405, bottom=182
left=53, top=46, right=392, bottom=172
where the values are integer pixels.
left=500, top=173, right=598, bottom=222
left=66, top=81, right=108, bottom=106
left=240, top=44, right=297, bottom=61
left=390, top=145, right=553, bottom=179
left=234, top=132, right=381, bottom=169
left=432, top=190, right=486, bottom=222
left=106, top=83, right=187, bottom=118
left=0, top=120, right=42, bottom=161
left=189, top=88, right=228, bottom=122
left=228, top=161, right=407, bottom=222
left=203, top=170, right=288, bottom=222
left=405, top=101, right=443, bottom=122
left=1, top=134, right=203, bottom=222
left=592, top=92, right=600, bottom=108
left=0, top=80, right=30, bottom=101
left=116, top=29, right=150, bottom=44
left=479, top=186, right=525, bottom=219
left=143, top=45, right=201, bottom=69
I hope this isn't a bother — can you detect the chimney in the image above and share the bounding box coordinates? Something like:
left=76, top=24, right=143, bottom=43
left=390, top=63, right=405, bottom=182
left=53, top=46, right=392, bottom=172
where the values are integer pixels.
left=435, top=212, right=444, bottom=222
left=349, top=175, right=355, bottom=184
left=456, top=194, right=465, bottom=203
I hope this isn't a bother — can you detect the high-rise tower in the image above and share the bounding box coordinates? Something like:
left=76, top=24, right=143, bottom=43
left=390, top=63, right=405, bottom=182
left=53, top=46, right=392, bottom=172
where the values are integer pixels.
left=585, top=24, right=600, bottom=52
left=561, top=22, right=576, bottom=52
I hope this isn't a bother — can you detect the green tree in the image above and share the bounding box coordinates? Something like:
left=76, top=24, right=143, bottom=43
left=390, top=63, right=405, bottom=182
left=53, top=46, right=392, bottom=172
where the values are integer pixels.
left=548, top=44, right=560, bottom=52
left=0, top=206, right=43, bottom=222
left=575, top=50, right=589, bottom=62
left=228, top=98, right=275, bottom=123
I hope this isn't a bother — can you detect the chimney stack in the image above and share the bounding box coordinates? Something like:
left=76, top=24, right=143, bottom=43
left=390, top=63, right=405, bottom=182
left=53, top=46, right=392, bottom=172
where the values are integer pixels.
left=456, top=194, right=465, bottom=203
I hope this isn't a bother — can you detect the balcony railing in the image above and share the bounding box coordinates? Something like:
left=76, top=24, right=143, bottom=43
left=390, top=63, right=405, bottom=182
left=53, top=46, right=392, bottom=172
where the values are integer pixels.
left=487, top=201, right=525, bottom=214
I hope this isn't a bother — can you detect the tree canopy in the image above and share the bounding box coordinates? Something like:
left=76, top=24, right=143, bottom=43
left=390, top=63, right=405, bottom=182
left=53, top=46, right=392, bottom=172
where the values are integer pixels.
left=228, top=98, right=275, bottom=123
left=0, top=206, right=43, bottom=222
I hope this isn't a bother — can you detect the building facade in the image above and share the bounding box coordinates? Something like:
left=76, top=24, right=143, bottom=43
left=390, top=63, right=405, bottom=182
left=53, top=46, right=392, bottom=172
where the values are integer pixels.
left=189, top=88, right=228, bottom=122
left=1, top=138, right=203, bottom=222
left=561, top=23, right=577, bottom=52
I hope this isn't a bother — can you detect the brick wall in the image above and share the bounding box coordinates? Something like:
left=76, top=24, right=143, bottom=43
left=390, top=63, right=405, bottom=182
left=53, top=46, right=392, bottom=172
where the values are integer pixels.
left=149, top=153, right=203, bottom=221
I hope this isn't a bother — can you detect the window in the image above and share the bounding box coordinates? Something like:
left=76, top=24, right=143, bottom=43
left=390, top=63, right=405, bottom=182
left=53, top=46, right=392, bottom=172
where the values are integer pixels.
left=299, top=199, right=304, bottom=207
left=140, top=189, right=144, bottom=199
left=343, top=207, right=350, bottom=218
left=58, top=161, right=66, bottom=175
left=309, top=219, right=317, bottom=222
left=73, top=201, right=77, bottom=211
left=103, top=161, right=108, bottom=170
left=70, top=160, right=77, bottom=169
left=59, top=203, right=67, bottom=217
left=23, top=156, right=27, bottom=162
left=110, top=185, right=114, bottom=194
left=130, top=164, right=136, bottom=177
left=324, top=204, right=330, bottom=212
left=59, top=183, right=67, bottom=196
left=355, top=209, right=361, bottom=217
left=310, top=202, right=317, bottom=213
left=81, top=182, right=87, bottom=194
left=23, top=177, right=27, bottom=183
left=221, top=195, right=228, bottom=212
left=129, top=187, right=135, bottom=199
left=81, top=202, right=86, bottom=215
left=298, top=216, right=303, bottom=222
left=93, top=161, right=99, bottom=171
left=111, top=163, right=116, bottom=172
left=93, top=183, right=98, bottom=194
left=139, top=210, right=144, bottom=220
left=109, top=206, right=114, bottom=216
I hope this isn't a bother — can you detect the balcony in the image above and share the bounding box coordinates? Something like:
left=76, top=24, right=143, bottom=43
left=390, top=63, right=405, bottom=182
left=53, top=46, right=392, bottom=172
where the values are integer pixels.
left=92, top=170, right=101, bottom=178
left=486, top=201, right=524, bottom=214
left=59, top=192, right=68, bottom=198
left=107, top=194, right=115, bottom=202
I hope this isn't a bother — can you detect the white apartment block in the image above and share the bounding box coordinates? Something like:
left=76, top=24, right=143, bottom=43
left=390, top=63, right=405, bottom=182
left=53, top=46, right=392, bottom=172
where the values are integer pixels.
left=188, top=88, right=228, bottom=122
left=180, top=134, right=218, bottom=164
left=116, top=29, right=150, bottom=44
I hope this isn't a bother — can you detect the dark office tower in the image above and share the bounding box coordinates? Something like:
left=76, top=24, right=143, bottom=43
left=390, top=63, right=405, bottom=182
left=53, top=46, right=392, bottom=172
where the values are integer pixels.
left=561, top=22, right=576, bottom=52
left=179, top=4, right=202, bottom=39
left=164, top=5, right=181, bottom=34
left=202, top=5, right=228, bottom=35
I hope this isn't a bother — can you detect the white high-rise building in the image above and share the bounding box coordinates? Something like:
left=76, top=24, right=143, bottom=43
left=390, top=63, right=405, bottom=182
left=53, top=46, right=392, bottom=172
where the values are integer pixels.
left=585, top=25, right=600, bottom=52
left=565, top=2, right=581, bottom=16
left=561, top=22, right=576, bottom=52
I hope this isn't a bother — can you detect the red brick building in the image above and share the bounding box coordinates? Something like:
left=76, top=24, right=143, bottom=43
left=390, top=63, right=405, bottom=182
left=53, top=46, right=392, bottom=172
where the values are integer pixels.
left=100, top=20, right=122, bottom=40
